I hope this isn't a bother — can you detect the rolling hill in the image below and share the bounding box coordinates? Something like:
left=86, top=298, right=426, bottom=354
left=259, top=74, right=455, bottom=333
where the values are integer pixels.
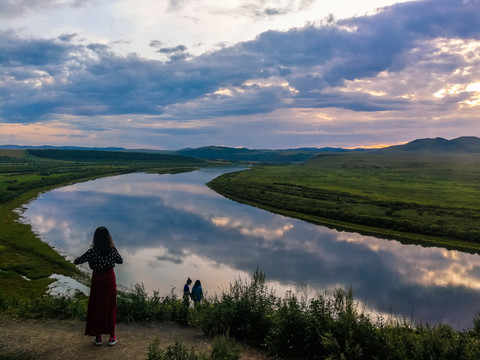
left=373, top=136, right=480, bottom=154
left=1, top=136, right=479, bottom=163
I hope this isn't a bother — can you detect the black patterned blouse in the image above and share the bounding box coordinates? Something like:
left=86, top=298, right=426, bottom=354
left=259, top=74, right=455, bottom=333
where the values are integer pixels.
left=74, top=247, right=123, bottom=272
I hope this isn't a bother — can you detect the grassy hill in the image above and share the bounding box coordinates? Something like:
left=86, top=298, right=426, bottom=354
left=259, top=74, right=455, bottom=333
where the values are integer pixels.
left=208, top=151, right=480, bottom=251
left=374, top=136, right=480, bottom=154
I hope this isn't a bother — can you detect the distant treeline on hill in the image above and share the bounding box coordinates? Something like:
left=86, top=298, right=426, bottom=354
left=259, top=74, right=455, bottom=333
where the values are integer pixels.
left=3, top=135, right=479, bottom=163
left=27, top=149, right=205, bottom=164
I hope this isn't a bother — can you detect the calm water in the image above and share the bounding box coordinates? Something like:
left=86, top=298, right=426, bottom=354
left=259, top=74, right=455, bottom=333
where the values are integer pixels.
left=21, top=167, right=480, bottom=330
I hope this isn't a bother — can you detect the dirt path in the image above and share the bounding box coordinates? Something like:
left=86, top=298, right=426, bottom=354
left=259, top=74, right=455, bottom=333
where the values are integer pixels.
left=0, top=315, right=269, bottom=360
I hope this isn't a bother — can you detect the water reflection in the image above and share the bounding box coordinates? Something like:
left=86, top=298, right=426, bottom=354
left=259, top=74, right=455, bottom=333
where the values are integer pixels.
left=22, top=168, right=480, bottom=330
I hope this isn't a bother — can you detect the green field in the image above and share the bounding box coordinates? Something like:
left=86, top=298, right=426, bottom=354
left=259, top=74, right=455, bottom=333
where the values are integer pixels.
left=2, top=149, right=480, bottom=299
left=3, top=149, right=480, bottom=359
left=0, top=149, right=207, bottom=299
left=208, top=152, right=480, bottom=252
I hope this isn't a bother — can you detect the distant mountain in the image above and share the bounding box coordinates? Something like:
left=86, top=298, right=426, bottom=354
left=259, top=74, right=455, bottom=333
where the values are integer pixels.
left=2, top=136, right=478, bottom=163
left=0, top=144, right=357, bottom=163
left=25, top=149, right=206, bottom=165
left=375, top=136, right=480, bottom=154
left=450, top=136, right=480, bottom=153
left=0, top=145, right=126, bottom=151
left=175, top=146, right=357, bottom=162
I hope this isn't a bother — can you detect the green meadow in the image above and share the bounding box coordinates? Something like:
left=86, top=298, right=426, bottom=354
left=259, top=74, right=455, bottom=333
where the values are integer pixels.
left=208, top=152, right=480, bottom=252
left=2, top=149, right=479, bottom=299
left=3, top=149, right=480, bottom=359
left=0, top=149, right=206, bottom=298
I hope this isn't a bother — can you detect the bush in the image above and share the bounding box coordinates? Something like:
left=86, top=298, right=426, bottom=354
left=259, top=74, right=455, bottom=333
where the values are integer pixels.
left=6, top=270, right=480, bottom=360
left=266, top=291, right=318, bottom=357
left=147, top=337, right=240, bottom=360
left=147, top=340, right=208, bottom=360
left=266, top=288, right=386, bottom=359
left=116, top=283, right=185, bottom=323
left=2, top=292, right=87, bottom=319
left=382, top=322, right=475, bottom=360
left=210, top=334, right=242, bottom=360
left=195, top=269, right=278, bottom=345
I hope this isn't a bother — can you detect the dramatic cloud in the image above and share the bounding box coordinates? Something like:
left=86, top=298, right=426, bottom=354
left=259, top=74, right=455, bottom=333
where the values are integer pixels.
left=1, top=0, right=479, bottom=148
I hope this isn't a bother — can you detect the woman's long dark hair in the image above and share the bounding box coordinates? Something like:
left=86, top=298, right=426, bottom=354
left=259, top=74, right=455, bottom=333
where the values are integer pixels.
left=92, top=226, right=114, bottom=254
left=192, top=280, right=201, bottom=291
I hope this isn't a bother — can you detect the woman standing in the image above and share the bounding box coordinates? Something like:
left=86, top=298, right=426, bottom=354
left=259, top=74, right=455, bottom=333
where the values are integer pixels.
left=74, top=226, right=123, bottom=346
left=191, top=280, right=203, bottom=303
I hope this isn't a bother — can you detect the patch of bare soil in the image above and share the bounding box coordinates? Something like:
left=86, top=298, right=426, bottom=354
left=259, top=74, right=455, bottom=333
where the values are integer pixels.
left=0, top=315, right=269, bottom=360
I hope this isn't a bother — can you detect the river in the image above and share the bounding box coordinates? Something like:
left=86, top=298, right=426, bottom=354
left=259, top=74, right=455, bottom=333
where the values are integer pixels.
left=21, top=167, right=480, bottom=330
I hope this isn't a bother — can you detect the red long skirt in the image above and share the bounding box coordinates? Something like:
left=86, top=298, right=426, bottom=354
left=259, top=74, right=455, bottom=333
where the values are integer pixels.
left=85, top=268, right=117, bottom=336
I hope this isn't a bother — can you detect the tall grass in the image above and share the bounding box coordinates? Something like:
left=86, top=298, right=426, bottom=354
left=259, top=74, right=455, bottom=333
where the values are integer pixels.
left=116, top=283, right=187, bottom=323
left=191, top=269, right=480, bottom=359
left=3, top=269, right=480, bottom=359
left=193, top=269, right=277, bottom=345
left=147, top=335, right=241, bottom=360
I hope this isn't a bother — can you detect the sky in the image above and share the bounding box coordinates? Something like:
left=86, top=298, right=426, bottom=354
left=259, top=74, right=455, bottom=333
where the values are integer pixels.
left=1, top=0, right=480, bottom=150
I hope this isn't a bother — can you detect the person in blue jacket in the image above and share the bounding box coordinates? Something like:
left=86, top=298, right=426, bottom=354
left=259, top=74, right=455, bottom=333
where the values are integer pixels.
left=183, top=278, right=192, bottom=307
left=191, top=280, right=203, bottom=303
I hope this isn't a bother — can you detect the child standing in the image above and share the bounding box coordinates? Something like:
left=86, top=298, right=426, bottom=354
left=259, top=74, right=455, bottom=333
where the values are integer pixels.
left=183, top=277, right=193, bottom=307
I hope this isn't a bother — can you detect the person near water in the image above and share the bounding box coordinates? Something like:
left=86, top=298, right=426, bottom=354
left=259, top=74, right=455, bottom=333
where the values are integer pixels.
left=191, top=280, right=203, bottom=303
left=183, top=277, right=193, bottom=307
left=74, top=226, right=123, bottom=346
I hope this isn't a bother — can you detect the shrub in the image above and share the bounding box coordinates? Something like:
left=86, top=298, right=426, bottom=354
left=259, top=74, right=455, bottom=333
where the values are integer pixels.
left=147, top=340, right=208, bottom=360
left=117, top=283, right=150, bottom=322
left=473, top=311, right=480, bottom=336
left=3, top=292, right=87, bottom=319
left=325, top=288, right=386, bottom=359
left=147, top=337, right=240, bottom=360
left=382, top=322, right=473, bottom=360
left=117, top=283, right=185, bottom=323
left=266, top=288, right=386, bottom=359
left=147, top=338, right=165, bottom=360
left=266, top=290, right=323, bottom=358
left=210, top=334, right=242, bottom=360
left=6, top=270, right=480, bottom=360
left=196, top=269, right=278, bottom=345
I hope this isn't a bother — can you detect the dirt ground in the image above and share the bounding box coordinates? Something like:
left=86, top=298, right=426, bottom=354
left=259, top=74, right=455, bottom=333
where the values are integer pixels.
left=0, top=315, right=269, bottom=360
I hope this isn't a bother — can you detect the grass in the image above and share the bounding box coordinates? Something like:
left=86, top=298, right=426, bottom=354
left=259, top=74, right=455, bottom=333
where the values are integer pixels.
left=2, top=149, right=480, bottom=358
left=0, top=149, right=208, bottom=299
left=4, top=269, right=480, bottom=359
left=147, top=335, right=242, bottom=360
left=207, top=152, right=480, bottom=252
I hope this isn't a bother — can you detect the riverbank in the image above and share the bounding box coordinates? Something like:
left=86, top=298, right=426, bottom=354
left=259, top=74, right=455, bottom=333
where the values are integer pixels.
left=0, top=149, right=208, bottom=298
left=207, top=152, right=480, bottom=253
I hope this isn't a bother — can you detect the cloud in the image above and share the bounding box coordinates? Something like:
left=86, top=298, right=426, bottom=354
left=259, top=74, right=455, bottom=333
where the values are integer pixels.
left=0, top=0, right=94, bottom=18
left=157, top=45, right=188, bottom=54
left=155, top=44, right=192, bottom=61
left=156, top=253, right=183, bottom=264
left=1, top=0, right=480, bottom=133
left=168, top=0, right=190, bottom=11
left=221, top=0, right=316, bottom=18
left=57, top=33, right=78, bottom=42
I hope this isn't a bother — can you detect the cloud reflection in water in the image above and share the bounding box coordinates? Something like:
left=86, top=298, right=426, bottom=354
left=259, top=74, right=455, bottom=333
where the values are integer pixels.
left=21, top=168, right=480, bottom=330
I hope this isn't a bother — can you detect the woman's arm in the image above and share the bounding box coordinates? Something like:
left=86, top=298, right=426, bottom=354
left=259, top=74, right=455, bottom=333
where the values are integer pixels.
left=73, top=248, right=92, bottom=265
left=112, top=247, right=123, bottom=264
